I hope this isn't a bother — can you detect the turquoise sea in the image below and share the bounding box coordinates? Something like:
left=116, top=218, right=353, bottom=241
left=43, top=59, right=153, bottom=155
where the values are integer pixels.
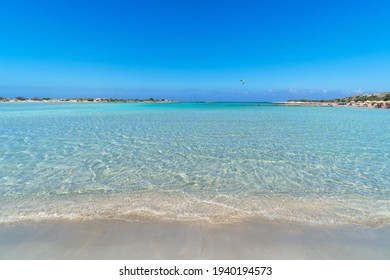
left=1, top=102, right=389, bottom=225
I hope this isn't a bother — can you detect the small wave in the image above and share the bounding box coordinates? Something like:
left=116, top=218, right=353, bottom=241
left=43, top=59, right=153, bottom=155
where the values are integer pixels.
left=1, top=192, right=389, bottom=227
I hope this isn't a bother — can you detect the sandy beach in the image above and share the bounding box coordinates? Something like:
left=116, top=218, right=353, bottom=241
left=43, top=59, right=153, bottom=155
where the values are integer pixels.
left=1, top=219, right=389, bottom=260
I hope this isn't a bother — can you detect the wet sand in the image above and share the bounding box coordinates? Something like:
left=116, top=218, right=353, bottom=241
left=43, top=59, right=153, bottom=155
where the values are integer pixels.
left=1, top=219, right=389, bottom=259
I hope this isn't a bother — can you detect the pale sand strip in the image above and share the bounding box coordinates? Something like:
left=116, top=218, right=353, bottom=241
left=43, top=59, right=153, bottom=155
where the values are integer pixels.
left=1, top=219, right=389, bottom=259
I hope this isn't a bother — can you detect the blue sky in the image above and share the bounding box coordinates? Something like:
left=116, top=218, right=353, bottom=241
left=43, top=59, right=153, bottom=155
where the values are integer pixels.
left=1, top=0, right=390, bottom=101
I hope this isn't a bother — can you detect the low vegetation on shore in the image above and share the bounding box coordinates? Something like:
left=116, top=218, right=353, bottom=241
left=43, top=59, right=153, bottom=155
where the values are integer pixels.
left=286, top=92, right=390, bottom=109
left=0, top=96, right=177, bottom=103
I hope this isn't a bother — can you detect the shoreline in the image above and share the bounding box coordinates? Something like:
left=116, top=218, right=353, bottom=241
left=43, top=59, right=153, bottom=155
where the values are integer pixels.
left=0, top=98, right=179, bottom=103
left=2, top=191, right=389, bottom=227
left=281, top=101, right=390, bottom=109
left=1, top=99, right=390, bottom=109
left=1, top=218, right=390, bottom=259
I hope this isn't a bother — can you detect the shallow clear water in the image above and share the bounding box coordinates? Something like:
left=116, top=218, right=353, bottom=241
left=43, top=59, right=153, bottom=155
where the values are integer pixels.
left=1, top=102, right=389, bottom=225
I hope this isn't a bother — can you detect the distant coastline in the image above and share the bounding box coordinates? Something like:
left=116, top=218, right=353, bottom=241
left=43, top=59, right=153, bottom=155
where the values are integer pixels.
left=0, top=96, right=178, bottom=103
left=282, top=92, right=390, bottom=109
left=1, top=92, right=390, bottom=109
